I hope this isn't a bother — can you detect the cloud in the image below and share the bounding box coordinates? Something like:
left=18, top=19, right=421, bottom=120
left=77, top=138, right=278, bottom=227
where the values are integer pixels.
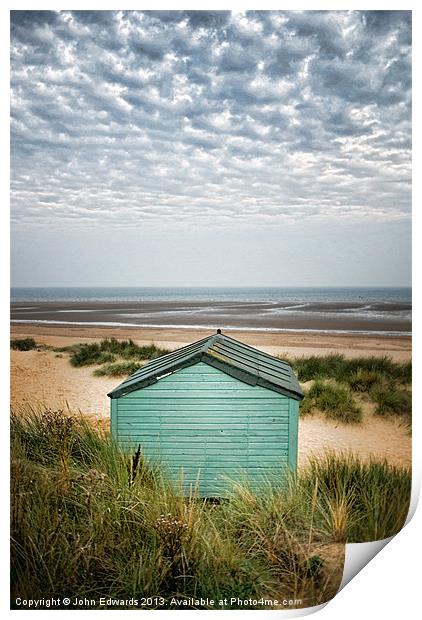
left=10, top=10, right=411, bottom=231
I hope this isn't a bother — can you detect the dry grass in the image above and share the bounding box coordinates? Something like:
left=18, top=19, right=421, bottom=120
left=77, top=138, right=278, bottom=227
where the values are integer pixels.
left=11, top=408, right=411, bottom=610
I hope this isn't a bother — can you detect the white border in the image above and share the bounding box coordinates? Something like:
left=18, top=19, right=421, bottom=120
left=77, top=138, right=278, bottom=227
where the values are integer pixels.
left=4, top=3, right=419, bottom=619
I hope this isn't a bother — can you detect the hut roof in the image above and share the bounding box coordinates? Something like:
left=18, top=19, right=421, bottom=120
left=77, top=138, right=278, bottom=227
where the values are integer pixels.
left=107, top=331, right=304, bottom=400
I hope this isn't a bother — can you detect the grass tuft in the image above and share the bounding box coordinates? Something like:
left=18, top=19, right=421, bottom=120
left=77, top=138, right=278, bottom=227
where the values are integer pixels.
left=296, top=451, right=411, bottom=542
left=347, top=368, right=383, bottom=392
left=371, top=383, right=412, bottom=419
left=303, top=381, right=362, bottom=424
left=93, top=362, right=142, bottom=377
left=282, top=353, right=411, bottom=385
left=64, top=338, right=171, bottom=373
left=70, top=344, right=116, bottom=367
left=97, top=338, right=170, bottom=361
left=11, top=338, right=37, bottom=351
left=278, top=353, right=412, bottom=423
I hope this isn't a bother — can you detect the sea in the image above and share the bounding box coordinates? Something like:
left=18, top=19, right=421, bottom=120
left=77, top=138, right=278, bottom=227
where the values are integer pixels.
left=10, top=286, right=412, bottom=305
left=10, top=287, right=412, bottom=336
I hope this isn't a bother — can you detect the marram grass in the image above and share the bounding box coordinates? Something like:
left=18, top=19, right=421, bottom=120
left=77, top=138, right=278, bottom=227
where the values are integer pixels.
left=11, top=408, right=411, bottom=609
left=67, top=339, right=171, bottom=368
left=301, top=380, right=362, bottom=423
left=282, top=353, right=412, bottom=385
left=10, top=338, right=37, bottom=351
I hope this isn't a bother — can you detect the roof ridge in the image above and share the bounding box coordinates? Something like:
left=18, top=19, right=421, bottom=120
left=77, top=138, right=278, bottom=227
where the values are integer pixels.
left=218, top=332, right=291, bottom=365
left=201, top=333, right=219, bottom=352
left=111, top=333, right=213, bottom=388
left=108, top=331, right=303, bottom=400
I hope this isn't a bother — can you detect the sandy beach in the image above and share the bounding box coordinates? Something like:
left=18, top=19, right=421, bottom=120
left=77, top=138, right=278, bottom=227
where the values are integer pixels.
left=10, top=324, right=412, bottom=469
left=10, top=322, right=412, bottom=360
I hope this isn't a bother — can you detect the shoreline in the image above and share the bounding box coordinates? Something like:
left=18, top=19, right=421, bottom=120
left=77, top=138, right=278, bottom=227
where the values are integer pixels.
left=10, top=319, right=411, bottom=338
left=11, top=299, right=412, bottom=335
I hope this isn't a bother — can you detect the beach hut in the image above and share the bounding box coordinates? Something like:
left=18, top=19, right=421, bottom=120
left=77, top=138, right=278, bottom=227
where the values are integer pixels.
left=107, top=331, right=303, bottom=496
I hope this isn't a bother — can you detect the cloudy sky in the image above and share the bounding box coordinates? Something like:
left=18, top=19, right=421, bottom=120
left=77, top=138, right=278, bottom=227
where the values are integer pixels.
left=11, top=10, right=411, bottom=287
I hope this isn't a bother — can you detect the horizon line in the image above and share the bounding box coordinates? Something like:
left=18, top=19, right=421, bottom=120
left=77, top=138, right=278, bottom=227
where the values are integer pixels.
left=11, top=285, right=412, bottom=289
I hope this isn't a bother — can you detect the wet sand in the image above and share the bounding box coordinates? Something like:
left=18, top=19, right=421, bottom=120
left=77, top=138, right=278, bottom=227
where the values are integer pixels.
left=10, top=325, right=412, bottom=469
left=11, top=299, right=412, bottom=334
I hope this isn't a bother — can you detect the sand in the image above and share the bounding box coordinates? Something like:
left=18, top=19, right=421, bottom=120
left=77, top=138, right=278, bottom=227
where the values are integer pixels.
left=299, top=409, right=411, bottom=468
left=10, top=323, right=412, bottom=360
left=10, top=325, right=412, bottom=470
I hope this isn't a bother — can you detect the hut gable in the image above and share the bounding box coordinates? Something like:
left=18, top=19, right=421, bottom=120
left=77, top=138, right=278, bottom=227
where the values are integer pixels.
left=108, top=332, right=303, bottom=497
left=108, top=332, right=303, bottom=401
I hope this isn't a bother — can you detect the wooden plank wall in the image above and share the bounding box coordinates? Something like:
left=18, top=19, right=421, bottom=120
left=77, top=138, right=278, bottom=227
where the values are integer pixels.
left=114, top=362, right=296, bottom=496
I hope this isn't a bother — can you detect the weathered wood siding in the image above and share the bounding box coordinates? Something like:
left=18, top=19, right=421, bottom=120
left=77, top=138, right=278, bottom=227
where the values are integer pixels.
left=112, top=362, right=298, bottom=496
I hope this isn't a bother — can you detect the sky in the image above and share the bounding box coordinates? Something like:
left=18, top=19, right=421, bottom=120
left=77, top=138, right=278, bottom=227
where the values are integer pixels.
left=10, top=9, right=412, bottom=287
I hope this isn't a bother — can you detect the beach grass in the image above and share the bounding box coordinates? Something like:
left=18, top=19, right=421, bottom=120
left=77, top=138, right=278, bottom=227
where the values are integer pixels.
left=301, top=380, right=362, bottom=424
left=347, top=368, right=383, bottom=392
left=93, top=361, right=143, bottom=377
left=10, top=338, right=37, bottom=351
left=11, top=408, right=411, bottom=609
left=69, top=344, right=117, bottom=367
left=279, top=353, right=411, bottom=422
left=295, top=452, right=410, bottom=542
left=97, top=338, right=170, bottom=360
left=370, top=383, right=412, bottom=419
left=283, top=353, right=411, bottom=385
left=53, top=338, right=171, bottom=372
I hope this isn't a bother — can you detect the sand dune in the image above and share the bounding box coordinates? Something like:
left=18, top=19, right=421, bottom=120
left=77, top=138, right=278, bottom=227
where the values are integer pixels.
left=10, top=326, right=411, bottom=470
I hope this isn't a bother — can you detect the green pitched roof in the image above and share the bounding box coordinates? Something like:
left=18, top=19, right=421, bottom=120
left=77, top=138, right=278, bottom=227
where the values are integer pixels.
left=108, top=332, right=303, bottom=400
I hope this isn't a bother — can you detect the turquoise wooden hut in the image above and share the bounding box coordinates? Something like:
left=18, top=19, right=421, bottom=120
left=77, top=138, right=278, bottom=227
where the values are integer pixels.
left=108, top=331, right=303, bottom=496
